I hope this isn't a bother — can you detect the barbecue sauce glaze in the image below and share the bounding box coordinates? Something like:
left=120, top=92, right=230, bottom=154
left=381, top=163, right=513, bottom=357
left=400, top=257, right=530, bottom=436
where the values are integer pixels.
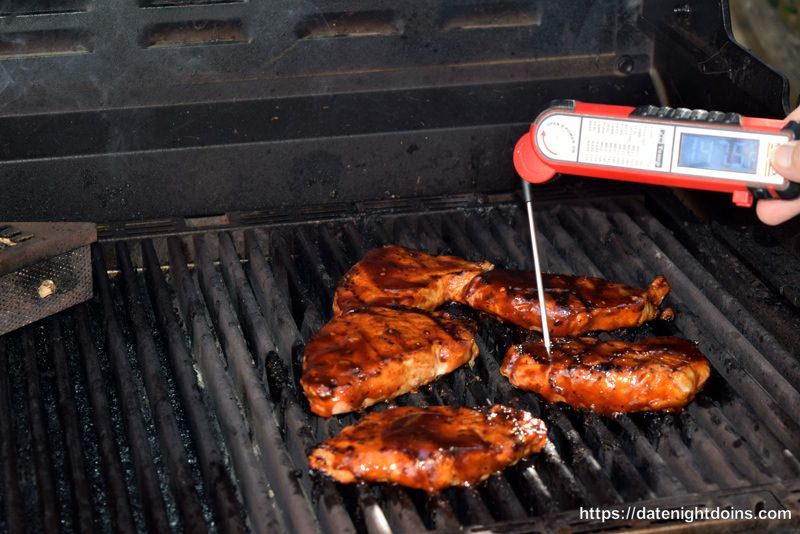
left=309, top=405, right=548, bottom=493
left=465, top=270, right=673, bottom=336
left=502, top=336, right=711, bottom=415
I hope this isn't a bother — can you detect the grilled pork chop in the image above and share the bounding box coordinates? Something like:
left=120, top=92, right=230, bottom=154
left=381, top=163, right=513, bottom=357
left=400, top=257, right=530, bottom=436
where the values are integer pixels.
left=301, top=307, right=478, bottom=417
left=464, top=270, right=673, bottom=336
left=332, top=245, right=493, bottom=315
left=502, top=336, right=711, bottom=415
left=309, top=405, right=547, bottom=492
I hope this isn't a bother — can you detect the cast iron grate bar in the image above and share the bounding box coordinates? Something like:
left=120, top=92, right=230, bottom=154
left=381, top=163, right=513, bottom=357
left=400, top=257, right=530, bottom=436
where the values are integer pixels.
left=47, top=316, right=95, bottom=533
left=192, top=232, right=319, bottom=533
left=167, top=237, right=280, bottom=534
left=1, top=199, right=799, bottom=532
left=92, top=249, right=173, bottom=533
left=141, top=239, right=247, bottom=534
left=72, top=304, right=137, bottom=533
left=116, top=242, right=209, bottom=533
left=20, top=327, right=61, bottom=532
left=0, top=338, right=24, bottom=534
left=217, top=232, right=356, bottom=534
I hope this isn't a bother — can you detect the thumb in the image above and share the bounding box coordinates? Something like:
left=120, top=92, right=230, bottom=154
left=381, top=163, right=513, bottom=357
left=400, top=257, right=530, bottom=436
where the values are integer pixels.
left=755, top=140, right=800, bottom=225
left=772, top=141, right=800, bottom=182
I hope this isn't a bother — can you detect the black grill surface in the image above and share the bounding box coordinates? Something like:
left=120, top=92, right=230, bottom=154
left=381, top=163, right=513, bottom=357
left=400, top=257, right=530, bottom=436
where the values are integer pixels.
left=2, top=195, right=800, bottom=533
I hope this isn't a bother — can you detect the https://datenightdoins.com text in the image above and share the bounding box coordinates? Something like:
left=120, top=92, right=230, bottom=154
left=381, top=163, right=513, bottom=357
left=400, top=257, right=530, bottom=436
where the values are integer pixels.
left=580, top=505, right=792, bottom=524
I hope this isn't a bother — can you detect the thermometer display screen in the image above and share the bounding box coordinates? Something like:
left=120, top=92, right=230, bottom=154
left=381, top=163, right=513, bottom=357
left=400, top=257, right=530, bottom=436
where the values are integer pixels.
left=678, top=133, right=758, bottom=174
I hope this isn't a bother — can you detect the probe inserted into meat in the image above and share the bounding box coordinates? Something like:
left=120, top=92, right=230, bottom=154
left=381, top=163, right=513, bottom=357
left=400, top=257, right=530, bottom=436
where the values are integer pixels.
left=309, top=405, right=548, bottom=493
left=332, top=245, right=493, bottom=315
left=501, top=336, right=711, bottom=415
left=301, top=307, right=479, bottom=417
left=464, top=270, right=673, bottom=336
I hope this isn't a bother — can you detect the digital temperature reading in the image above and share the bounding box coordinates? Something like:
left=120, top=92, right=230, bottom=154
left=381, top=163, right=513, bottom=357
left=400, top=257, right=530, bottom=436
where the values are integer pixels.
left=678, top=134, right=758, bottom=174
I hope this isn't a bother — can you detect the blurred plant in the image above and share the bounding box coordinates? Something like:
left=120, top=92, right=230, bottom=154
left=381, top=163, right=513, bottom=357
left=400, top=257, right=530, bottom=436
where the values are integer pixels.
left=774, top=0, right=799, bottom=35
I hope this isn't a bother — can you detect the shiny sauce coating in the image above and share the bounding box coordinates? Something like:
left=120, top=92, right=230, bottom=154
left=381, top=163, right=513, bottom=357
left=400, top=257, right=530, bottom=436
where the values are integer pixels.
left=465, top=270, right=672, bottom=336
left=333, top=245, right=493, bottom=315
left=301, top=307, right=478, bottom=417
left=309, top=405, right=547, bottom=493
left=502, top=336, right=711, bottom=415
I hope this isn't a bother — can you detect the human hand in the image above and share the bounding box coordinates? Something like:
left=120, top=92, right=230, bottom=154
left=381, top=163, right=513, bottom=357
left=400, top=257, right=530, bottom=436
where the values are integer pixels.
left=756, top=105, right=800, bottom=225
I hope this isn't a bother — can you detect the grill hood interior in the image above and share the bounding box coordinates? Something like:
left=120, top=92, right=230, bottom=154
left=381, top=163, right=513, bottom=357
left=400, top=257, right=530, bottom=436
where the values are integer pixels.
left=0, top=0, right=791, bottom=222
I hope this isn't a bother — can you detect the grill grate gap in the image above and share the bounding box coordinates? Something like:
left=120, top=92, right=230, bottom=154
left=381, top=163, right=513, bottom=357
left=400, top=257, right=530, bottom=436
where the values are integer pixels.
left=220, top=232, right=356, bottom=533
left=193, top=233, right=319, bottom=533
left=33, top=324, right=79, bottom=532
left=142, top=238, right=250, bottom=534
left=0, top=337, right=23, bottom=533
left=73, top=304, right=140, bottom=532
left=4, top=334, right=41, bottom=532
left=140, top=19, right=249, bottom=49
left=217, top=232, right=276, bottom=384
left=19, top=327, right=61, bottom=532
left=58, top=312, right=111, bottom=531
left=243, top=230, right=302, bottom=386
left=94, top=248, right=177, bottom=531
left=116, top=241, right=213, bottom=532
left=46, top=316, right=95, bottom=533
left=632, top=412, right=720, bottom=493
left=167, top=236, right=281, bottom=533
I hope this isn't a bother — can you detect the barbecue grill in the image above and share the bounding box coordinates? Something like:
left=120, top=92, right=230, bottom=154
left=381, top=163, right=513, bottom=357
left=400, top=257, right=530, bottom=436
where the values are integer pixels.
left=2, top=1, right=800, bottom=532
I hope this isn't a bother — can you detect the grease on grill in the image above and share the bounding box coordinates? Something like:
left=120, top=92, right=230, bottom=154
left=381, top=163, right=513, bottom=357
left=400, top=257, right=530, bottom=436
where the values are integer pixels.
left=441, top=2, right=541, bottom=31
left=140, top=19, right=249, bottom=49
left=295, top=11, right=402, bottom=40
left=0, top=30, right=92, bottom=59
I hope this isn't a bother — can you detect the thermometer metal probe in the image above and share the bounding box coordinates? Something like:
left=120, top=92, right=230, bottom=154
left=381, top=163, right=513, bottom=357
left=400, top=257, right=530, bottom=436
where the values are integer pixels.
left=521, top=180, right=552, bottom=356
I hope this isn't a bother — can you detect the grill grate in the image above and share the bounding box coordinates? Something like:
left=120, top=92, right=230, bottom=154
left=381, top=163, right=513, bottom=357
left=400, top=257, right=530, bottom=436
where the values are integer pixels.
left=1, top=197, right=800, bottom=533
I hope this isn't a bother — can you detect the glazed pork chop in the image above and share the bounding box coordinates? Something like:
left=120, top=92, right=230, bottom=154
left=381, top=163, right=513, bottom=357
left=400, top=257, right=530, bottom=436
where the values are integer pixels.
left=464, top=270, right=673, bottom=336
left=309, top=405, right=548, bottom=493
left=332, top=245, right=493, bottom=315
left=301, top=307, right=478, bottom=417
left=501, top=336, right=711, bottom=415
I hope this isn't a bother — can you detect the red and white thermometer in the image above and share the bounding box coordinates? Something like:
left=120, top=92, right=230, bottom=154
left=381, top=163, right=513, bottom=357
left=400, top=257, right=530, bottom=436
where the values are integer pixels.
left=514, top=100, right=800, bottom=207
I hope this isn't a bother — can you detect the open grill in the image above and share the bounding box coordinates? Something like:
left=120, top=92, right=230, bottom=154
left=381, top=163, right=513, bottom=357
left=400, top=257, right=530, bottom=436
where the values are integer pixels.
left=2, top=192, right=799, bottom=533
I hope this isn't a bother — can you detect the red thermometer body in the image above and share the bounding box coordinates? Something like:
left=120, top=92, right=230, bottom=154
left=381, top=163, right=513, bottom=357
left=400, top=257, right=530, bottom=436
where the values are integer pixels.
left=514, top=100, right=800, bottom=207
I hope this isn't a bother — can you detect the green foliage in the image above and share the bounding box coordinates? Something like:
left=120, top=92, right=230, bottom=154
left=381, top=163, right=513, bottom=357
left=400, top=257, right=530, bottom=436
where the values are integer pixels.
left=772, top=0, right=800, bottom=34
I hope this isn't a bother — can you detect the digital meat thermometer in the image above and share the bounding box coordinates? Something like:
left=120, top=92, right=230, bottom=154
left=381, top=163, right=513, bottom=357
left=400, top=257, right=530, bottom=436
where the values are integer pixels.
left=514, top=100, right=800, bottom=207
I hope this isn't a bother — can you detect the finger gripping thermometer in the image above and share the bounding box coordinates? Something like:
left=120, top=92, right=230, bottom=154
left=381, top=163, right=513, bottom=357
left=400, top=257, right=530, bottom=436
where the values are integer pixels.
left=514, top=100, right=800, bottom=207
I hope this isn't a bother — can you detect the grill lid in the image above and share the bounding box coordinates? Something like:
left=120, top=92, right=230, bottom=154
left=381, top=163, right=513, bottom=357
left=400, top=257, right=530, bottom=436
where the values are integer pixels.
left=0, top=1, right=789, bottom=221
